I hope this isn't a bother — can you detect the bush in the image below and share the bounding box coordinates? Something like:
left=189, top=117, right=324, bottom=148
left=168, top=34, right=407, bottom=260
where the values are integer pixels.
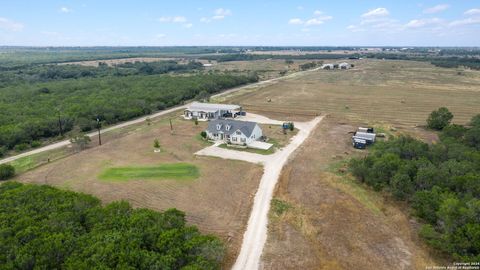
left=153, top=139, right=160, bottom=148
left=427, top=107, right=453, bottom=130
left=0, top=146, right=6, bottom=157
left=14, top=143, right=29, bottom=152
left=200, top=131, right=207, bottom=139
left=0, top=164, right=15, bottom=180
left=30, top=140, right=42, bottom=148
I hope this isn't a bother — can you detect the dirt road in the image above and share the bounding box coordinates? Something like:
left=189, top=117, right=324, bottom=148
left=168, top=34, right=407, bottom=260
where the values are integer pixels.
left=0, top=68, right=320, bottom=166
left=195, top=114, right=324, bottom=270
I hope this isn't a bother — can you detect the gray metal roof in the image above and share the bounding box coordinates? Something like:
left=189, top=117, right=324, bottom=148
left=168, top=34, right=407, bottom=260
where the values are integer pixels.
left=207, top=119, right=258, bottom=137
left=187, top=102, right=241, bottom=112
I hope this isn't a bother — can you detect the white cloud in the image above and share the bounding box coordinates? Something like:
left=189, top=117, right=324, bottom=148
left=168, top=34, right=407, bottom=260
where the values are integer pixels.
left=305, top=16, right=332, bottom=26
left=361, top=7, right=389, bottom=18
left=301, top=28, right=310, bottom=32
left=59, top=6, right=73, bottom=13
left=288, top=11, right=332, bottom=27
left=155, top=34, right=166, bottom=38
left=0, top=17, right=24, bottom=31
left=464, top=8, right=480, bottom=15
left=405, top=18, right=442, bottom=28
left=201, top=8, right=231, bottom=22
left=449, top=17, right=480, bottom=26
left=158, top=16, right=187, bottom=23
left=212, top=8, right=231, bottom=20
left=288, top=18, right=303, bottom=25
left=423, top=4, right=449, bottom=14
left=346, top=25, right=365, bottom=32
left=172, top=16, right=187, bottom=23
left=183, top=23, right=193, bottom=28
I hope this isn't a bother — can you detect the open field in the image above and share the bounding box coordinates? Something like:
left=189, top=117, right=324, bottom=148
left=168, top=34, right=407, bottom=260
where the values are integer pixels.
left=225, top=59, right=480, bottom=126
left=13, top=115, right=263, bottom=267
left=205, top=59, right=323, bottom=80
left=262, top=115, right=443, bottom=270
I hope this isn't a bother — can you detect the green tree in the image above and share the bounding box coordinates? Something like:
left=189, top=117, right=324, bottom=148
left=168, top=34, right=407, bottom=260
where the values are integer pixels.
left=427, top=107, right=453, bottom=130
left=153, top=139, right=160, bottom=149
left=0, top=164, right=15, bottom=180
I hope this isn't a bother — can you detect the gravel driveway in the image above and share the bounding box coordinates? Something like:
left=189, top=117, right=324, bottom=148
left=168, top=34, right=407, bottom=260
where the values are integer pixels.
left=195, top=114, right=324, bottom=270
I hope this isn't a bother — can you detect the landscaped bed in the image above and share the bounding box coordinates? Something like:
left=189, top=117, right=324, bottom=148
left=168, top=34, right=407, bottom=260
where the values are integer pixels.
left=99, top=163, right=199, bottom=181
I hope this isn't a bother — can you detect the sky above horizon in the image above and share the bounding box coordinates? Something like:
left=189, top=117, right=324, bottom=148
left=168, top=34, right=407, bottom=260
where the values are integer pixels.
left=1, top=1, right=479, bottom=46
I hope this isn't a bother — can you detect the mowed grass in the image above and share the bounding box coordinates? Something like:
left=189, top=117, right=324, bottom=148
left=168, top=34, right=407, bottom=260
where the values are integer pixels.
left=99, top=163, right=199, bottom=181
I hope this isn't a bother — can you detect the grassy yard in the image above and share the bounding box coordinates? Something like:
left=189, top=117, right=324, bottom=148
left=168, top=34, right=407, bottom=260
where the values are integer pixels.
left=99, top=163, right=199, bottom=181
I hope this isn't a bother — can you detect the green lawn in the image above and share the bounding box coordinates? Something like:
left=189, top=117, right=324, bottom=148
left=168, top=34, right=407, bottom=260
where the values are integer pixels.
left=99, top=163, right=199, bottom=181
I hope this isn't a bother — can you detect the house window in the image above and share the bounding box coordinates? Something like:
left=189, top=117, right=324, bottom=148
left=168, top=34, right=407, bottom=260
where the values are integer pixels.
left=241, top=138, right=246, bottom=142
left=216, top=124, right=222, bottom=130
left=225, top=124, right=231, bottom=131
left=236, top=131, right=241, bottom=135
left=232, top=137, right=237, bottom=142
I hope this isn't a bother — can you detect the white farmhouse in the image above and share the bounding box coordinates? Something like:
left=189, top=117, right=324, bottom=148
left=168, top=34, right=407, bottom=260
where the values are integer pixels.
left=205, top=119, right=262, bottom=145
left=184, top=102, right=242, bottom=121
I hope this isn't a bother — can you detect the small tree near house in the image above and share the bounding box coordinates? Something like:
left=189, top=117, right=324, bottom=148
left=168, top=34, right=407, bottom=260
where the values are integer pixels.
left=153, top=139, right=161, bottom=149
left=200, top=131, right=207, bottom=140
left=194, top=118, right=199, bottom=126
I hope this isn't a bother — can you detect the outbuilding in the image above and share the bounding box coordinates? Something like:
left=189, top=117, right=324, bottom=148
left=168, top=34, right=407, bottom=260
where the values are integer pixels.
left=184, top=102, right=242, bottom=121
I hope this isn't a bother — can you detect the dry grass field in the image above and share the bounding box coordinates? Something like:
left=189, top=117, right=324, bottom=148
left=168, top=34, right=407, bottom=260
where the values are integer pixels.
left=261, top=115, right=444, bottom=270
left=226, top=59, right=480, bottom=126
left=205, top=59, right=322, bottom=80
left=13, top=115, right=263, bottom=267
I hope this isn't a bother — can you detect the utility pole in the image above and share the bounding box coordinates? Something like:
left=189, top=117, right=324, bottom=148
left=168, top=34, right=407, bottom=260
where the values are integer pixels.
left=96, top=118, right=102, bottom=145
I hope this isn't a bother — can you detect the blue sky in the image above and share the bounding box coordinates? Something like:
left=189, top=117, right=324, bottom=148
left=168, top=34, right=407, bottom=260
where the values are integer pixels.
left=0, top=1, right=479, bottom=46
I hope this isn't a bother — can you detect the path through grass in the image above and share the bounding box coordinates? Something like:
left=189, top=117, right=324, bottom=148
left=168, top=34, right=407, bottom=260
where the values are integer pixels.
left=99, top=163, right=199, bottom=181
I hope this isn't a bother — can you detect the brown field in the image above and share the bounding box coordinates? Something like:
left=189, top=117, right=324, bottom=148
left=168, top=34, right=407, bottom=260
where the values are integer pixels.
left=205, top=59, right=324, bottom=80
left=14, top=116, right=263, bottom=267
left=262, top=115, right=444, bottom=270
left=226, top=59, right=480, bottom=126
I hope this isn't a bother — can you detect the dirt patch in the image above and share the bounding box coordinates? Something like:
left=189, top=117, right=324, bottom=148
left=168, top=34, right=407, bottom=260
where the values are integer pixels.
left=14, top=117, right=262, bottom=267
left=261, top=115, right=441, bottom=270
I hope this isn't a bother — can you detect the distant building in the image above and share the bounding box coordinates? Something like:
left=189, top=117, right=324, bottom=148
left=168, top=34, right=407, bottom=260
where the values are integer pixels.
left=184, top=102, right=242, bottom=121
left=321, top=63, right=335, bottom=70
left=202, top=63, right=213, bottom=67
left=339, top=62, right=351, bottom=69
left=205, top=119, right=262, bottom=145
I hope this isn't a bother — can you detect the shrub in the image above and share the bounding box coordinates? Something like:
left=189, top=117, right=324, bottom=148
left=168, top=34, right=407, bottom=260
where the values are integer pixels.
left=200, top=131, right=207, bottom=139
left=70, top=134, right=91, bottom=151
left=30, top=140, right=42, bottom=148
left=0, top=146, right=6, bottom=157
left=427, top=107, right=453, bottom=130
left=0, top=164, right=15, bottom=180
left=153, top=139, right=160, bottom=149
left=14, top=143, right=29, bottom=152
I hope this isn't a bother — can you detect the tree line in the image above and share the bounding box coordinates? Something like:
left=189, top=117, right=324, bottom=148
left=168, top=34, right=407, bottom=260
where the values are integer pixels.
left=349, top=109, right=480, bottom=261
left=0, top=182, right=224, bottom=269
left=0, top=60, right=203, bottom=87
left=0, top=72, right=258, bottom=152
